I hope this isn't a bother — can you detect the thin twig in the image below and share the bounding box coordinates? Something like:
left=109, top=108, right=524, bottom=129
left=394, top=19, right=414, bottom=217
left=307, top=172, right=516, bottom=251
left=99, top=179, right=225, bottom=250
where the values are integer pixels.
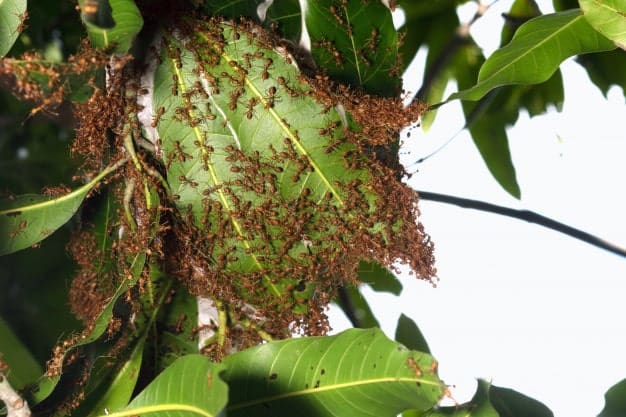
left=417, top=190, right=626, bottom=259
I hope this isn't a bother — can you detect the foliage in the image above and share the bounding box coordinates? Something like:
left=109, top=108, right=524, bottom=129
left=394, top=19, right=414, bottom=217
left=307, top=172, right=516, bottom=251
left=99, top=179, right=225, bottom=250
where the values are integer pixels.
left=0, top=1, right=624, bottom=416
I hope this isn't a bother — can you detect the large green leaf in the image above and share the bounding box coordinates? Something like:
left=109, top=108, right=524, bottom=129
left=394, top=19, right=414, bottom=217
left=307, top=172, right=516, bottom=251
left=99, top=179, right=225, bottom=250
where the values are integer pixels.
left=222, top=328, right=445, bottom=417
left=78, top=0, right=143, bottom=53
left=580, top=0, right=626, bottom=49
left=449, top=10, right=616, bottom=102
left=305, top=0, right=400, bottom=95
left=598, top=378, right=626, bottom=417
left=0, top=160, right=123, bottom=256
left=106, top=355, right=228, bottom=417
left=0, top=315, right=42, bottom=389
left=0, top=0, right=26, bottom=57
left=152, top=19, right=433, bottom=318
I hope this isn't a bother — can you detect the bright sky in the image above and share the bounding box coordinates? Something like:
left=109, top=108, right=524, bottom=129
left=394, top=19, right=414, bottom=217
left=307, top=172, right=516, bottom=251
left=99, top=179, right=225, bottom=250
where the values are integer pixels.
left=328, top=2, right=626, bottom=416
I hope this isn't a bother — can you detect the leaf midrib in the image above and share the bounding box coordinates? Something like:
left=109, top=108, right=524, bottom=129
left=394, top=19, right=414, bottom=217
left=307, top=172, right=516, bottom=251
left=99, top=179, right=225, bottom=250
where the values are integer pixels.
left=226, top=376, right=441, bottom=411
left=169, top=49, right=281, bottom=296
left=476, top=11, right=582, bottom=88
left=218, top=50, right=346, bottom=207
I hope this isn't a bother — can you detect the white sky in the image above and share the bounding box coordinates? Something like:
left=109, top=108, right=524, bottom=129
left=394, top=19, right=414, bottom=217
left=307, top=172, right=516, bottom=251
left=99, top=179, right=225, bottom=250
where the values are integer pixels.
left=328, top=2, right=626, bottom=416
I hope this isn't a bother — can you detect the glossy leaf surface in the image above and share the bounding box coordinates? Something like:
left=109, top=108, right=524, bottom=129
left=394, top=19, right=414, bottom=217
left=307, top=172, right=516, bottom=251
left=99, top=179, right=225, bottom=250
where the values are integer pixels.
left=580, top=0, right=626, bottom=49
left=0, top=162, right=121, bottom=256
left=110, top=355, right=227, bottom=417
left=305, top=0, right=400, bottom=95
left=0, top=0, right=26, bottom=57
left=449, top=10, right=616, bottom=102
left=222, top=328, right=444, bottom=417
left=78, top=0, right=143, bottom=53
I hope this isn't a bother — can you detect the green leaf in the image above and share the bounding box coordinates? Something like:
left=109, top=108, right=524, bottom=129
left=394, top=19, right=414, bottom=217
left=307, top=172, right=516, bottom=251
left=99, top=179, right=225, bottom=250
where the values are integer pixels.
left=222, top=328, right=445, bottom=417
left=580, top=0, right=626, bottom=49
left=395, top=313, right=430, bottom=354
left=28, top=187, right=151, bottom=407
left=142, top=265, right=199, bottom=374
left=201, top=0, right=264, bottom=20
left=599, top=378, right=626, bottom=417
left=0, top=315, right=42, bottom=389
left=453, top=42, right=521, bottom=198
left=85, top=337, right=145, bottom=417
left=357, top=261, right=402, bottom=295
left=489, top=384, right=554, bottom=417
left=152, top=20, right=433, bottom=316
left=109, top=355, right=227, bottom=417
left=577, top=49, right=626, bottom=97
left=264, top=0, right=301, bottom=43
left=334, top=284, right=380, bottom=328
left=78, top=0, right=143, bottom=53
left=0, top=0, right=26, bottom=57
left=0, top=161, right=123, bottom=256
left=30, top=252, right=147, bottom=406
left=305, top=0, right=400, bottom=95
left=448, top=10, right=616, bottom=102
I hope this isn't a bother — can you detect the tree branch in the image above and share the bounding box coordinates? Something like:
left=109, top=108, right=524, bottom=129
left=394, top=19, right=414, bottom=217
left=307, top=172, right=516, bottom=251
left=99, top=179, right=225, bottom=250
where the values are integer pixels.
left=0, top=373, right=31, bottom=417
left=417, top=190, right=626, bottom=259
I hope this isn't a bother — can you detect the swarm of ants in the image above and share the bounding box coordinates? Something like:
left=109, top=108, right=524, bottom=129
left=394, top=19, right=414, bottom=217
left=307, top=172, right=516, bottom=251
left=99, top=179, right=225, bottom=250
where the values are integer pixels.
left=1, top=8, right=435, bottom=365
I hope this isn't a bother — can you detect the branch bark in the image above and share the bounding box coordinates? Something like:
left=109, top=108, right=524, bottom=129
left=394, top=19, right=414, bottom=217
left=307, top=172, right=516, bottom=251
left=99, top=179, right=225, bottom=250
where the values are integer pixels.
left=0, top=373, right=31, bottom=417
left=417, top=190, right=626, bottom=259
